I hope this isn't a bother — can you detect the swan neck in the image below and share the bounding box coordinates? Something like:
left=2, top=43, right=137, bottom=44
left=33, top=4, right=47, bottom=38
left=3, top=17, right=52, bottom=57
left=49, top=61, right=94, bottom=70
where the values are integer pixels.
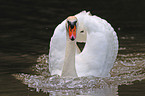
left=61, top=35, right=78, bottom=77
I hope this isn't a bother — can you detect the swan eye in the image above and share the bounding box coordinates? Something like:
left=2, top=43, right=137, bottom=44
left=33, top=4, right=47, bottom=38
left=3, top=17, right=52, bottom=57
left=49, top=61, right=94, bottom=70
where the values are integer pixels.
left=67, top=21, right=71, bottom=29
left=74, top=21, right=77, bottom=24
left=67, top=21, right=71, bottom=25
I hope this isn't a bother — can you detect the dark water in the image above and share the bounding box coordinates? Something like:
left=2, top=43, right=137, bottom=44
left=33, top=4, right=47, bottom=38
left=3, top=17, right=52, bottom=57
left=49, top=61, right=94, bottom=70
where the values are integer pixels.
left=0, top=0, right=145, bottom=96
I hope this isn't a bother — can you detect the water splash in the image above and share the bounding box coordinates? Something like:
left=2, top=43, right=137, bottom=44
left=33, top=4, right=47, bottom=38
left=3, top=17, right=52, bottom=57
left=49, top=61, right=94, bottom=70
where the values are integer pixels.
left=13, top=53, right=145, bottom=95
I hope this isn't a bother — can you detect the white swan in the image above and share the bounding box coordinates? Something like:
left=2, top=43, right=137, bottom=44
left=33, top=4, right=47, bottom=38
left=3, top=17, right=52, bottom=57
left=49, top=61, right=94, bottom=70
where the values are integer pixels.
left=49, top=11, right=118, bottom=77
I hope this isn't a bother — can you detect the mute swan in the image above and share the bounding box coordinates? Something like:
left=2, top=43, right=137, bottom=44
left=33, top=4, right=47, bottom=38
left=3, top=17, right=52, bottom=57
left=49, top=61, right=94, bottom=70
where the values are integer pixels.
left=49, top=11, right=118, bottom=77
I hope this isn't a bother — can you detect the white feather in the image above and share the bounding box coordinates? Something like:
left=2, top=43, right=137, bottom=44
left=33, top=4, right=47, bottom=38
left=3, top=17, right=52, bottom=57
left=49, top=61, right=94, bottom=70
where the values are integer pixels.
left=49, top=11, right=118, bottom=77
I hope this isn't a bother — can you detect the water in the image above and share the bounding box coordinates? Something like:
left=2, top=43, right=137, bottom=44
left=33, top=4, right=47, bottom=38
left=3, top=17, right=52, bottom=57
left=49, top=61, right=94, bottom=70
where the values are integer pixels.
left=1, top=0, right=145, bottom=96
left=13, top=52, right=145, bottom=95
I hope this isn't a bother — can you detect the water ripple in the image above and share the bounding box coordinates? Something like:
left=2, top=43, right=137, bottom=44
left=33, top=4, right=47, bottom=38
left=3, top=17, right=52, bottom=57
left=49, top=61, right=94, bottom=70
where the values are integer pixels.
left=13, top=54, right=145, bottom=95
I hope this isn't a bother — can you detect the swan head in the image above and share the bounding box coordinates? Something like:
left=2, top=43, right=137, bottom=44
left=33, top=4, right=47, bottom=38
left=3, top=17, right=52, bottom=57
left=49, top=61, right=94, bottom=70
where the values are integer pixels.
left=66, top=16, right=78, bottom=41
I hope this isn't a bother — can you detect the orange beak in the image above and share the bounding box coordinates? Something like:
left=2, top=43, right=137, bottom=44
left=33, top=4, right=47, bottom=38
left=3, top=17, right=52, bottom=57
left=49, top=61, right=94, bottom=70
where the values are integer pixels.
left=68, top=24, right=76, bottom=41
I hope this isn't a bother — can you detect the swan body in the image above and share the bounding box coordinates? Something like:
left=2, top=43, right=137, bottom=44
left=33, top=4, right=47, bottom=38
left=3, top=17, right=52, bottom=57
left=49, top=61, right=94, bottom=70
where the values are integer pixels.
left=49, top=11, right=118, bottom=77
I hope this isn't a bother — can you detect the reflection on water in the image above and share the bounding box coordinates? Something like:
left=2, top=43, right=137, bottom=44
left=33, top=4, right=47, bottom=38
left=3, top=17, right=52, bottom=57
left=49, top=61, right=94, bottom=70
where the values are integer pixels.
left=13, top=50, right=145, bottom=95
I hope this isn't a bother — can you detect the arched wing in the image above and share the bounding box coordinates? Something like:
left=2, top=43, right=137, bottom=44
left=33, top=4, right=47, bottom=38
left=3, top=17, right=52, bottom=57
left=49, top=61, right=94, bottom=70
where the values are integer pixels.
left=49, top=20, right=66, bottom=76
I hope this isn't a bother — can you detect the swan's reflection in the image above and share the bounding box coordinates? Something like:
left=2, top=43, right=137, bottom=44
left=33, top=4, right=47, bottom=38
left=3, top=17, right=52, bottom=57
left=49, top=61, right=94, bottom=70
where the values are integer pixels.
left=48, top=85, right=118, bottom=96
left=15, top=74, right=118, bottom=96
left=13, top=53, right=145, bottom=96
